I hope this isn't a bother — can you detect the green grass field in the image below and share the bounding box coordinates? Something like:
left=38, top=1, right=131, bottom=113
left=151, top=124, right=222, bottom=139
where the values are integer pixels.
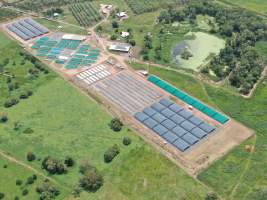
left=129, top=62, right=267, bottom=200
left=35, top=18, right=87, bottom=35
left=221, top=0, right=267, bottom=15
left=0, top=32, right=208, bottom=199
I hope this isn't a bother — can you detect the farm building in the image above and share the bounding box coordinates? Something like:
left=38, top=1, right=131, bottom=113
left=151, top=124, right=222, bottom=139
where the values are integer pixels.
left=117, top=12, right=128, bottom=20
left=101, top=4, right=113, bottom=14
left=62, top=34, right=86, bottom=41
left=109, top=43, right=131, bottom=53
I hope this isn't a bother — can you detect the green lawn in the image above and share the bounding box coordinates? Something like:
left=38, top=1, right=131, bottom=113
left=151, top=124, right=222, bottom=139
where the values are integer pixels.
left=0, top=32, right=208, bottom=199
left=35, top=18, right=87, bottom=35
left=129, top=62, right=267, bottom=200
left=221, top=0, right=267, bottom=15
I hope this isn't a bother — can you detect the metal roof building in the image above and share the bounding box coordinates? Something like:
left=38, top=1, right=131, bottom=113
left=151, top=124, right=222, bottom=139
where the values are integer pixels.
left=109, top=43, right=131, bottom=53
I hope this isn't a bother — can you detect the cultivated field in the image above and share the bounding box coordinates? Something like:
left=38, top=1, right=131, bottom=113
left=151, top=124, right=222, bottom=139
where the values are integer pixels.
left=69, top=2, right=102, bottom=27
left=125, top=0, right=183, bottom=14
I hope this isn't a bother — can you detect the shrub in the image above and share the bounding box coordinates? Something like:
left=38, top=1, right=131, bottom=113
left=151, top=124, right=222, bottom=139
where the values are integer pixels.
left=6, top=77, right=12, bottom=83
left=110, top=34, right=117, bottom=40
left=14, top=82, right=19, bottom=89
left=4, top=98, right=19, bottom=108
left=0, top=113, right=8, bottom=123
left=36, top=181, right=60, bottom=199
left=112, top=21, right=119, bottom=28
left=205, top=192, right=218, bottom=200
left=129, top=40, right=136, bottom=46
left=41, top=156, right=67, bottom=174
left=123, top=137, right=132, bottom=146
left=64, top=156, right=75, bottom=167
left=19, top=92, right=29, bottom=99
left=143, top=54, right=149, bottom=60
left=0, top=193, right=4, bottom=199
left=22, top=189, right=28, bottom=196
left=26, top=176, right=35, bottom=184
left=32, top=174, right=37, bottom=180
left=14, top=196, right=19, bottom=200
left=8, top=83, right=14, bottom=91
left=109, top=118, right=123, bottom=132
left=79, top=168, right=103, bottom=192
left=104, top=144, right=120, bottom=163
left=16, top=179, right=23, bottom=186
left=27, top=90, right=33, bottom=96
left=79, top=160, right=94, bottom=174
left=3, top=164, right=7, bottom=168
left=27, top=152, right=36, bottom=162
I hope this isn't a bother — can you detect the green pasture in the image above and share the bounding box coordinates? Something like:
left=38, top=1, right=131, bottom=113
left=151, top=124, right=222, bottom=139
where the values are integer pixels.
left=221, top=0, right=267, bottom=15
left=35, top=18, right=87, bottom=35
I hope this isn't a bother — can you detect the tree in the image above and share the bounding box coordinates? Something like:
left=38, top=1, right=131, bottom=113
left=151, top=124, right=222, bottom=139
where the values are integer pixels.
left=104, top=144, right=120, bottom=163
left=36, top=181, right=60, bottom=199
left=110, top=34, right=117, bottom=40
left=112, top=21, right=119, bottom=28
left=41, top=156, right=67, bottom=175
left=181, top=48, right=193, bottom=60
left=0, top=193, right=4, bottom=199
left=20, top=92, right=29, bottom=99
left=0, top=113, right=8, bottom=123
left=109, top=118, right=123, bottom=132
left=129, top=39, right=136, bottom=46
left=123, top=137, right=132, bottom=146
left=79, top=168, right=103, bottom=192
left=27, top=152, right=36, bottom=162
left=16, top=179, right=23, bottom=186
left=26, top=176, right=35, bottom=185
left=22, top=189, right=28, bottom=196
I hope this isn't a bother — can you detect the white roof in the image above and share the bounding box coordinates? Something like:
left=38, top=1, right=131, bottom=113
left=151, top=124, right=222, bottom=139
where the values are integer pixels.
left=62, top=34, right=86, bottom=41
left=59, top=56, right=69, bottom=60
left=117, top=12, right=127, bottom=17
left=109, top=43, right=131, bottom=52
left=121, top=32, right=130, bottom=38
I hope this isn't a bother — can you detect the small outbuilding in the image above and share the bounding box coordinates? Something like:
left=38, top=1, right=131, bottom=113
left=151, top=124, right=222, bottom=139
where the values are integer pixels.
left=121, top=31, right=130, bottom=38
left=116, top=11, right=128, bottom=20
left=109, top=43, right=131, bottom=53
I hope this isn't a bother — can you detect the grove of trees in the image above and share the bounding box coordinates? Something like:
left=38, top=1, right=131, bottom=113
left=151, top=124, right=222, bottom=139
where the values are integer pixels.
left=158, top=0, right=267, bottom=94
